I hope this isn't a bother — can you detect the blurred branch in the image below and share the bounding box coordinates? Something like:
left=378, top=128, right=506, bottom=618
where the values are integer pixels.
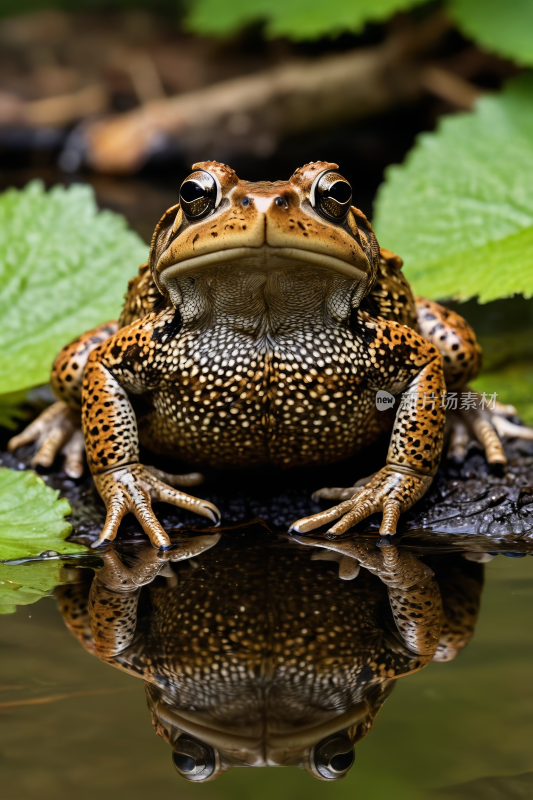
left=421, top=65, right=483, bottom=111
left=84, top=12, right=452, bottom=173
left=24, top=84, right=109, bottom=127
left=0, top=84, right=108, bottom=128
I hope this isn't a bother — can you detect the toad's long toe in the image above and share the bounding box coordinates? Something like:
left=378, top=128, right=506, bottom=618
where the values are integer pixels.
left=92, top=464, right=221, bottom=549
left=292, top=467, right=432, bottom=540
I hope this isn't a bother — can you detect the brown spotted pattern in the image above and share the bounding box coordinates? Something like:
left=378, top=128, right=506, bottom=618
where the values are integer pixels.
left=416, top=298, right=482, bottom=391
left=55, top=582, right=97, bottom=656
left=296, top=538, right=443, bottom=655
left=119, top=261, right=170, bottom=328
left=82, top=289, right=445, bottom=475
left=61, top=541, right=432, bottom=768
left=433, top=559, right=483, bottom=662
left=55, top=540, right=480, bottom=774
left=51, top=321, right=118, bottom=409
left=363, top=249, right=419, bottom=328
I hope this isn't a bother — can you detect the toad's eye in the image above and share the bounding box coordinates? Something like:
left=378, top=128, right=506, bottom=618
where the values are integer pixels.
left=172, top=736, right=216, bottom=782
left=313, top=733, right=355, bottom=780
left=180, top=171, right=219, bottom=220
left=312, top=172, right=352, bottom=222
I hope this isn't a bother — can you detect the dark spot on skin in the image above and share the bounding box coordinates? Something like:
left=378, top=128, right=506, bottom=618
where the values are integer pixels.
left=151, top=307, right=183, bottom=343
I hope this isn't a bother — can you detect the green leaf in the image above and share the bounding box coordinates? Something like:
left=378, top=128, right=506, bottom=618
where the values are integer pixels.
left=0, top=391, right=29, bottom=430
left=186, top=0, right=426, bottom=40
left=472, top=361, right=533, bottom=427
left=0, top=181, right=148, bottom=395
left=373, top=74, right=533, bottom=303
left=449, top=0, right=533, bottom=68
left=0, top=560, right=68, bottom=615
left=0, top=467, right=87, bottom=561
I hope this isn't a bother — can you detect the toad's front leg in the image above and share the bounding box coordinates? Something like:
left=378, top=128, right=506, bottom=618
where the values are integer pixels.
left=83, top=351, right=220, bottom=549
left=291, top=313, right=446, bottom=541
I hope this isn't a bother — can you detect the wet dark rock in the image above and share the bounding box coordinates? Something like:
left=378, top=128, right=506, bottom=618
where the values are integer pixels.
left=2, top=434, right=533, bottom=554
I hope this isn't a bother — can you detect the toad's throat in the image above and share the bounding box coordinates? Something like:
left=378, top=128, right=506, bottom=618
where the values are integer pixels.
left=162, top=255, right=366, bottom=338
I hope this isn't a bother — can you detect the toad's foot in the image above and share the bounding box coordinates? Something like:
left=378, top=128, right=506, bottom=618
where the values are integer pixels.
left=92, top=464, right=220, bottom=549
left=8, top=401, right=84, bottom=478
left=447, top=397, right=533, bottom=467
left=290, top=466, right=431, bottom=541
left=299, top=537, right=434, bottom=588
left=96, top=535, right=221, bottom=591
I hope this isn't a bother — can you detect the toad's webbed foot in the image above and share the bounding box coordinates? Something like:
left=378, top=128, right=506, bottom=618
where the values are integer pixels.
left=290, top=466, right=431, bottom=540
left=7, top=401, right=85, bottom=478
left=93, top=464, right=220, bottom=549
left=447, top=397, right=533, bottom=467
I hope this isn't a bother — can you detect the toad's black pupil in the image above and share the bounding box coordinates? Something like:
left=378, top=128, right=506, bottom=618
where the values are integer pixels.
left=324, top=181, right=351, bottom=204
left=174, top=754, right=196, bottom=773
left=181, top=181, right=206, bottom=203
left=330, top=750, right=354, bottom=772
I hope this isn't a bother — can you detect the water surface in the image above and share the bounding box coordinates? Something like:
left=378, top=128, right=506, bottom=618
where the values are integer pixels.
left=1, top=548, right=533, bottom=799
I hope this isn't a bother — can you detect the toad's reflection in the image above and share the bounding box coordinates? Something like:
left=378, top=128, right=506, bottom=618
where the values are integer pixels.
left=55, top=532, right=482, bottom=781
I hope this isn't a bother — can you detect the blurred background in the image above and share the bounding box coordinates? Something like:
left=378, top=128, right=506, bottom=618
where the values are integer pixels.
left=0, top=0, right=518, bottom=226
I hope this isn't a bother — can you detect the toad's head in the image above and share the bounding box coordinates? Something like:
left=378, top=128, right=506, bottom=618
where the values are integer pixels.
left=148, top=161, right=380, bottom=332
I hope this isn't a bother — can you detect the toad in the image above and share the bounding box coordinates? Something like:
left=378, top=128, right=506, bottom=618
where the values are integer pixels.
left=55, top=534, right=483, bottom=781
left=8, top=161, right=521, bottom=547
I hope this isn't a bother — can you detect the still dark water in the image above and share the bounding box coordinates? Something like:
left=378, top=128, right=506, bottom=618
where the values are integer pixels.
left=2, top=542, right=533, bottom=800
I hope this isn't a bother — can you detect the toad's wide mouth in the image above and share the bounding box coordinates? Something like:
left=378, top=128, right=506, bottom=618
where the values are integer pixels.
left=158, top=245, right=369, bottom=288
left=155, top=698, right=369, bottom=757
